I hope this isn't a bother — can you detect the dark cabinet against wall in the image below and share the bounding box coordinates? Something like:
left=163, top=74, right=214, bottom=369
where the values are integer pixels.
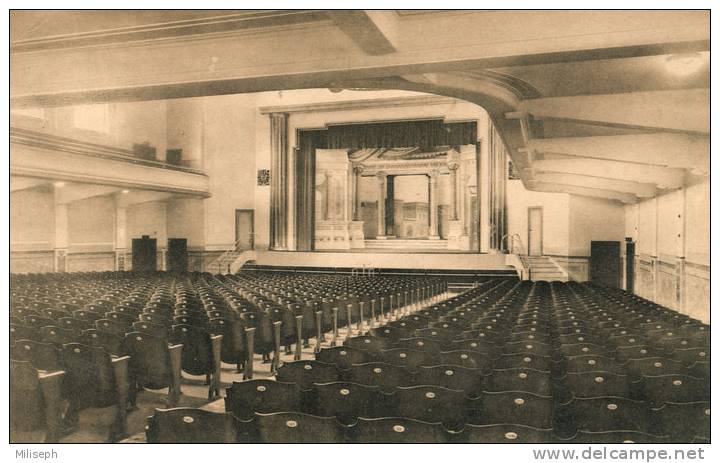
left=167, top=238, right=188, bottom=273
left=590, top=241, right=622, bottom=288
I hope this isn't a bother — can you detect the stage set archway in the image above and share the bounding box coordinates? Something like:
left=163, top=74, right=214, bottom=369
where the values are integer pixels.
left=268, top=114, right=509, bottom=253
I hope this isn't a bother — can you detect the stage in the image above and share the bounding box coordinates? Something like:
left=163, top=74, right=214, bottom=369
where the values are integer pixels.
left=252, top=250, right=517, bottom=273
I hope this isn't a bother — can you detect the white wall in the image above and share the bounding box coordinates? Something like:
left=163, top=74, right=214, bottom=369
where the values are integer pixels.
left=568, top=196, right=625, bottom=256
left=627, top=176, right=709, bottom=322
left=507, top=179, right=570, bottom=256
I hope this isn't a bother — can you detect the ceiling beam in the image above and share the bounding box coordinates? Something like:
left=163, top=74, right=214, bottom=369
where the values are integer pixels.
left=526, top=133, right=709, bottom=175
left=514, top=89, right=709, bottom=134
left=327, top=10, right=399, bottom=55
left=11, top=11, right=708, bottom=107
left=55, top=184, right=121, bottom=204
left=532, top=172, right=657, bottom=198
left=10, top=176, right=50, bottom=192
left=527, top=181, right=638, bottom=204
left=531, top=158, right=686, bottom=189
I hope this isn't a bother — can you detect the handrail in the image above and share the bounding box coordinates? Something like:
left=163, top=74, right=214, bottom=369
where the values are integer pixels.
left=509, top=233, right=527, bottom=256
left=213, top=237, right=247, bottom=274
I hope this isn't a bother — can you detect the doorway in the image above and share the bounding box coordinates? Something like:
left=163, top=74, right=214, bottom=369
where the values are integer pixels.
left=527, top=207, right=543, bottom=256
left=235, top=209, right=254, bottom=251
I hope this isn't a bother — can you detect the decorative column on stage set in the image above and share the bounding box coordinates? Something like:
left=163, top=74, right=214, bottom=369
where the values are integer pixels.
left=269, top=112, right=289, bottom=250
left=347, top=163, right=366, bottom=249
left=324, top=170, right=334, bottom=220
left=376, top=171, right=387, bottom=239
left=449, top=161, right=460, bottom=221
left=446, top=161, right=467, bottom=250
left=353, top=164, right=364, bottom=221
left=428, top=170, right=440, bottom=239
left=462, top=173, right=471, bottom=236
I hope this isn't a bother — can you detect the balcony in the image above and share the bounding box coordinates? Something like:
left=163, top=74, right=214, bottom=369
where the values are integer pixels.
left=10, top=127, right=209, bottom=197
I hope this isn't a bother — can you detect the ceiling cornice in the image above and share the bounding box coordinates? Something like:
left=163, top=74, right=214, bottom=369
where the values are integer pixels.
left=258, top=94, right=463, bottom=115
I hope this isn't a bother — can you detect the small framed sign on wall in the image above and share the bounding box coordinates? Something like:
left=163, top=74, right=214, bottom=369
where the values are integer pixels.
left=257, top=169, right=270, bottom=186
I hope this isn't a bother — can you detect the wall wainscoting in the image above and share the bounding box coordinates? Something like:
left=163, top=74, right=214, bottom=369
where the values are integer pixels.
left=634, top=254, right=709, bottom=323
left=551, top=256, right=589, bottom=282
left=66, top=252, right=116, bottom=272
left=10, top=251, right=55, bottom=273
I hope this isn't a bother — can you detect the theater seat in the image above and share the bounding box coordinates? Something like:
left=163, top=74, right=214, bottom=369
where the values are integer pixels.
left=10, top=360, right=65, bottom=443
left=314, top=381, right=385, bottom=423
left=146, top=408, right=239, bottom=443
left=225, top=380, right=302, bottom=420
left=252, top=412, right=344, bottom=443
left=350, top=417, right=448, bottom=443
left=460, top=423, right=556, bottom=443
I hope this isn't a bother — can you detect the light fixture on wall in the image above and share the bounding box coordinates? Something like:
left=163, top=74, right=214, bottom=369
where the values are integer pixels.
left=53, top=181, right=66, bottom=188
left=665, top=52, right=708, bottom=77
left=121, top=189, right=130, bottom=194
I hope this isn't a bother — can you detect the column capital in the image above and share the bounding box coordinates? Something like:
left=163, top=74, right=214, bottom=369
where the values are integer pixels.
left=376, top=171, right=387, bottom=181
left=428, top=169, right=440, bottom=181
left=448, top=161, right=461, bottom=171
left=268, top=112, right=289, bottom=121
left=353, top=164, right=365, bottom=175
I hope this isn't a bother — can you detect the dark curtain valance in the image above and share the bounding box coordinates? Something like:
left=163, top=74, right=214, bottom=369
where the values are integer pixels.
left=326, top=119, right=476, bottom=149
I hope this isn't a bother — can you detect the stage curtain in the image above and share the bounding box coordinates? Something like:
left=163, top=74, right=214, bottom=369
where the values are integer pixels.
left=327, top=119, right=476, bottom=149
left=295, top=130, right=327, bottom=251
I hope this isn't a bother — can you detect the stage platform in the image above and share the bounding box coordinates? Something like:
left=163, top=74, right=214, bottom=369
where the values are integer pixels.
left=251, top=250, right=517, bottom=274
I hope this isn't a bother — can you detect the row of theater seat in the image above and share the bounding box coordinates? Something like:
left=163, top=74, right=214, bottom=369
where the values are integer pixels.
left=9, top=270, right=445, bottom=442
left=142, top=278, right=709, bottom=443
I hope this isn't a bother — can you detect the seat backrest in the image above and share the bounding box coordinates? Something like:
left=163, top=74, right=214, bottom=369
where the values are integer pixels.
left=467, top=390, right=554, bottom=429
left=275, top=360, right=340, bottom=391
left=39, top=325, right=77, bottom=346
left=554, top=396, right=657, bottom=437
left=347, top=362, right=413, bottom=392
left=653, top=401, right=710, bottom=442
left=124, top=331, right=173, bottom=389
left=253, top=412, right=344, bottom=443
left=343, top=336, right=389, bottom=357
left=393, top=385, right=466, bottom=429
left=79, top=329, right=126, bottom=356
left=61, top=343, right=118, bottom=408
left=225, top=379, right=302, bottom=420
left=146, top=408, right=239, bottom=443
left=351, top=417, right=448, bottom=443
left=316, top=346, right=371, bottom=370
left=313, top=381, right=384, bottom=422
left=460, top=423, right=556, bottom=443
left=10, top=360, right=45, bottom=432
left=11, top=339, right=63, bottom=371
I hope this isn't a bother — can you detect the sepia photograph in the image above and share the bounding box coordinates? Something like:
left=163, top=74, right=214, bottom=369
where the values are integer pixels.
left=6, top=5, right=711, bottom=455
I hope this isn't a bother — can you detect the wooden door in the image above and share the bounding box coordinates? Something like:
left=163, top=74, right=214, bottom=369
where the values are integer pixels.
left=527, top=207, right=543, bottom=256
left=591, top=241, right=622, bottom=288
left=235, top=210, right=254, bottom=251
left=131, top=236, right=157, bottom=272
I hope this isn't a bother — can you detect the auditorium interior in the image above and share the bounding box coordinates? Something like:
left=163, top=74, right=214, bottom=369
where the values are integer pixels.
left=9, top=10, right=710, bottom=444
